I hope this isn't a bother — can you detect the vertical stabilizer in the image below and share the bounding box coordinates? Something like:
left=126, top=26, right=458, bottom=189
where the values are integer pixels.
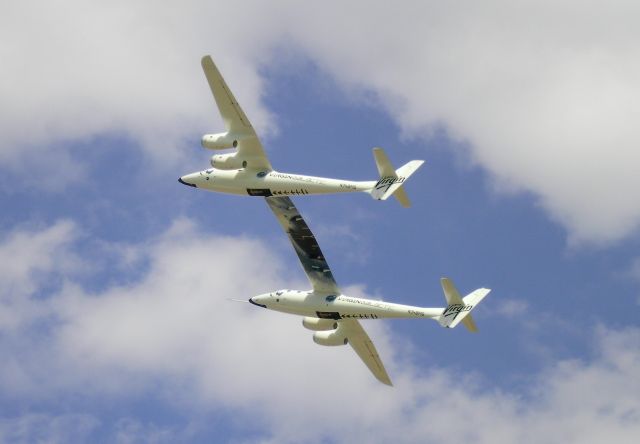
left=438, top=278, right=490, bottom=332
left=370, top=148, right=424, bottom=207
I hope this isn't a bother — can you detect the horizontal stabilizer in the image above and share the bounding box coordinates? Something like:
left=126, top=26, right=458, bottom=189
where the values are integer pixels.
left=392, top=185, right=411, bottom=208
left=439, top=278, right=490, bottom=332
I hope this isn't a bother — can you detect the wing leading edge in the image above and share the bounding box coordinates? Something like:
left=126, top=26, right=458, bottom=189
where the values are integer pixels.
left=264, top=196, right=392, bottom=385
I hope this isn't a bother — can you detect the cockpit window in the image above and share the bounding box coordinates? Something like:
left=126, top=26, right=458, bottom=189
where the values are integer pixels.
left=325, top=295, right=337, bottom=302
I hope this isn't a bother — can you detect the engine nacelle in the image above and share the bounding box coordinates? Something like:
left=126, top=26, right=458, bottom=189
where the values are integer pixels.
left=201, top=132, right=240, bottom=150
left=210, top=153, right=247, bottom=170
left=313, top=330, right=348, bottom=346
left=302, top=317, right=338, bottom=331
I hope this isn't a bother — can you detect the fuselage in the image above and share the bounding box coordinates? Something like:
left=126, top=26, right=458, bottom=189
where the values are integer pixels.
left=179, top=168, right=376, bottom=197
left=249, top=290, right=443, bottom=321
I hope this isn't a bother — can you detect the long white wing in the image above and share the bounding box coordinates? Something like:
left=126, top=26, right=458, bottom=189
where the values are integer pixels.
left=341, top=320, right=392, bottom=386
left=264, top=196, right=340, bottom=294
left=201, top=55, right=272, bottom=170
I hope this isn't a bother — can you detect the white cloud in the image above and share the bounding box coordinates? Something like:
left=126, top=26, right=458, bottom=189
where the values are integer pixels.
left=0, top=413, right=185, bottom=443
left=278, top=1, right=640, bottom=245
left=0, top=219, right=638, bottom=442
left=0, top=0, right=279, bottom=182
left=111, top=418, right=180, bottom=444
left=3, top=1, right=640, bottom=243
left=490, top=298, right=529, bottom=318
left=0, top=220, right=77, bottom=291
left=0, top=220, right=80, bottom=330
left=0, top=413, right=99, bottom=443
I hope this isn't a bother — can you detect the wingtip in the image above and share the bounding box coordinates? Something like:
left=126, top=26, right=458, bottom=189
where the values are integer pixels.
left=376, top=368, right=393, bottom=387
left=201, top=54, right=213, bottom=68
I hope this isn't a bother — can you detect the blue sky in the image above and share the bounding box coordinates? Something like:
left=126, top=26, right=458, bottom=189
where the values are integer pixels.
left=1, top=1, right=640, bottom=442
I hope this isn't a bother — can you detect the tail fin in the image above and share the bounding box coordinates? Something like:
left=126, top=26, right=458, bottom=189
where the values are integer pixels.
left=370, top=147, right=424, bottom=208
left=438, top=278, right=490, bottom=332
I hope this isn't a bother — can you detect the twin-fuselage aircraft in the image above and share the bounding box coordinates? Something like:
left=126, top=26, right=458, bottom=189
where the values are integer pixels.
left=179, top=56, right=490, bottom=386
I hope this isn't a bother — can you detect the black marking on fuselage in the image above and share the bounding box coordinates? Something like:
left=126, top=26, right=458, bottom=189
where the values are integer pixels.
left=316, top=311, right=342, bottom=320
left=247, top=188, right=273, bottom=197
left=249, top=298, right=267, bottom=308
left=272, top=189, right=310, bottom=196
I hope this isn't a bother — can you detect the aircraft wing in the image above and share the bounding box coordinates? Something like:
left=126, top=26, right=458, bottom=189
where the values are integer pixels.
left=265, top=196, right=391, bottom=385
left=201, top=55, right=272, bottom=170
left=341, top=319, right=392, bottom=386
left=264, top=196, right=340, bottom=295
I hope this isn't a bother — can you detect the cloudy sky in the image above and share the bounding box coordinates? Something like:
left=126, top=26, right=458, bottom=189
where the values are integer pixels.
left=1, top=0, right=639, bottom=442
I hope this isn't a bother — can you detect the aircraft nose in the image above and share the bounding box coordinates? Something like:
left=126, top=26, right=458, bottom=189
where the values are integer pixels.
left=249, top=297, right=267, bottom=308
left=178, top=176, right=197, bottom=188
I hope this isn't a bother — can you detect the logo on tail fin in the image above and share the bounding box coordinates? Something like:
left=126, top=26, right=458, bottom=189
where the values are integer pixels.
left=374, top=176, right=406, bottom=193
left=442, top=304, right=473, bottom=318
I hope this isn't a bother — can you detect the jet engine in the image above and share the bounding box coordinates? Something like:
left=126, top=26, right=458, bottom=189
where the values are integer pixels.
left=210, top=153, right=247, bottom=170
left=313, top=330, right=348, bottom=346
left=302, top=317, right=338, bottom=331
left=201, top=132, right=240, bottom=150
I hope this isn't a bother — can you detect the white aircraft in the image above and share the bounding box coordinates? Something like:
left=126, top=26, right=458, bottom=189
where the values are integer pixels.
left=179, top=56, right=424, bottom=207
left=249, top=196, right=491, bottom=386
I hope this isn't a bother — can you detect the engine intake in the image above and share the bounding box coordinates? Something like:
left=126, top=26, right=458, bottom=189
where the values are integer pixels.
left=313, top=330, right=348, bottom=346
left=302, top=317, right=338, bottom=331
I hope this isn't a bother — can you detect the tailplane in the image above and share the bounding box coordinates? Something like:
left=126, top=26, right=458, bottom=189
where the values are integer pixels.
left=370, top=147, right=424, bottom=208
left=438, top=278, right=490, bottom=332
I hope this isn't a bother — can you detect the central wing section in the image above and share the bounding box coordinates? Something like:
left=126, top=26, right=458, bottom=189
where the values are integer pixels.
left=266, top=196, right=392, bottom=385
left=265, top=196, right=340, bottom=295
